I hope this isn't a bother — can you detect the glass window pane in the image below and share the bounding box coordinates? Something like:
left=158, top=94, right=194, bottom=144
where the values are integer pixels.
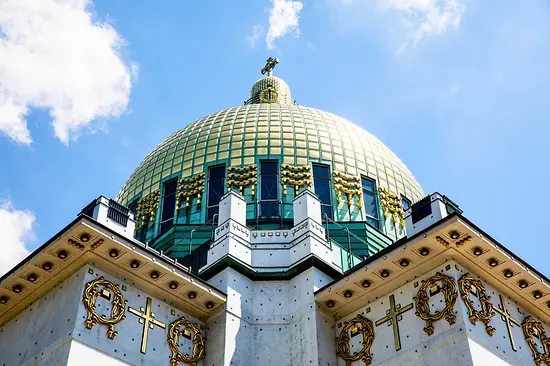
left=260, top=202, right=279, bottom=217
left=261, top=175, right=278, bottom=200
left=313, top=164, right=330, bottom=178
left=321, top=205, right=333, bottom=220
left=207, top=207, right=219, bottom=221
left=361, top=178, right=375, bottom=192
left=363, top=191, right=378, bottom=218
left=209, top=165, right=225, bottom=180
left=314, top=179, right=332, bottom=205
left=367, top=217, right=379, bottom=229
left=401, top=197, right=410, bottom=210
left=207, top=179, right=225, bottom=206
left=260, top=161, right=278, bottom=174
left=161, top=194, right=176, bottom=221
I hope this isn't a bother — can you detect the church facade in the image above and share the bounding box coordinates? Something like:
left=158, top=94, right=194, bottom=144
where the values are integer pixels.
left=1, top=59, right=549, bottom=366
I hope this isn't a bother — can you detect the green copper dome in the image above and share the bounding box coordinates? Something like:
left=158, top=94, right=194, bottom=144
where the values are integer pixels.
left=117, top=60, right=423, bottom=243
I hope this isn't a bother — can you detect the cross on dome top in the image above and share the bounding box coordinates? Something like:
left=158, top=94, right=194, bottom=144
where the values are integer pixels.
left=261, top=57, right=279, bottom=76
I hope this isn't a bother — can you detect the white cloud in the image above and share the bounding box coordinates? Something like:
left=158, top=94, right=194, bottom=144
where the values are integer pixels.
left=0, top=0, right=135, bottom=145
left=335, top=0, right=464, bottom=51
left=386, top=0, right=464, bottom=45
left=266, top=0, right=304, bottom=49
left=0, top=200, right=35, bottom=276
left=248, top=24, right=263, bottom=48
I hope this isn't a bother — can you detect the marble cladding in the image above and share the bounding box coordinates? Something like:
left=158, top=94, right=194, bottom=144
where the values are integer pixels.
left=334, top=260, right=550, bottom=366
left=206, top=267, right=334, bottom=365
left=0, top=264, right=206, bottom=366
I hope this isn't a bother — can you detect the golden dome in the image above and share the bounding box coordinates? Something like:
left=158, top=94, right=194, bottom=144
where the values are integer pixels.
left=117, top=100, right=423, bottom=207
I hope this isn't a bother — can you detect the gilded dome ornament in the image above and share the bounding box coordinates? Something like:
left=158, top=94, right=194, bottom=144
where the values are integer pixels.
left=458, top=273, right=496, bottom=336
left=176, top=173, right=205, bottom=210
left=336, top=314, right=375, bottom=366
left=378, top=187, right=405, bottom=228
left=281, top=164, right=312, bottom=194
left=82, top=277, right=127, bottom=340
left=260, top=88, right=278, bottom=103
left=333, top=171, right=362, bottom=208
left=134, top=190, right=160, bottom=229
left=226, top=164, right=257, bottom=195
left=413, top=272, right=457, bottom=336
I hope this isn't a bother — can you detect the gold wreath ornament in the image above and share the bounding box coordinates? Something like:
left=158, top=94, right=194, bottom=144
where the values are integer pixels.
left=167, top=317, right=206, bottom=366
left=82, top=277, right=126, bottom=339
left=413, top=272, right=457, bottom=335
left=336, top=314, right=375, bottom=366
left=458, top=273, right=496, bottom=336
left=522, top=315, right=550, bottom=366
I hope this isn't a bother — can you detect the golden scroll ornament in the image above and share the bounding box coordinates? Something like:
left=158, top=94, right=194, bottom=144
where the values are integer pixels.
left=522, top=315, right=550, bottom=366
left=336, top=314, right=375, bottom=366
left=413, top=272, right=457, bottom=336
left=167, top=316, right=206, bottom=366
left=458, top=273, right=496, bottom=336
left=82, top=277, right=126, bottom=339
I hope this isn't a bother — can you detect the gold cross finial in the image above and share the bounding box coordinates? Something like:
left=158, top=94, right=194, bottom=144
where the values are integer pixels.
left=128, top=297, right=166, bottom=354
left=261, top=57, right=279, bottom=76
left=375, top=294, right=414, bottom=351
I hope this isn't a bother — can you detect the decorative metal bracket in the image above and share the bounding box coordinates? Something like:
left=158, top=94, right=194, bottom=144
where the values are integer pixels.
left=522, top=315, right=550, bottom=366
left=82, top=277, right=126, bottom=339
left=336, top=314, right=375, bottom=366
left=167, top=316, right=206, bottom=366
left=458, top=273, right=496, bottom=336
left=413, top=272, right=457, bottom=336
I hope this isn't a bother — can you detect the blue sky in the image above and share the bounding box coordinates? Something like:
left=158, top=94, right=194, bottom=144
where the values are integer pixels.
left=1, top=0, right=549, bottom=276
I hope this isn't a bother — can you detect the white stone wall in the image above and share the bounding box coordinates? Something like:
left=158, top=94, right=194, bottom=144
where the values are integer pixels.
left=457, top=266, right=544, bottom=366
left=0, top=266, right=86, bottom=366
left=332, top=261, right=550, bottom=366
left=74, top=265, right=205, bottom=366
left=205, top=267, right=335, bottom=366
left=66, top=340, right=131, bottom=365
left=0, top=264, right=206, bottom=366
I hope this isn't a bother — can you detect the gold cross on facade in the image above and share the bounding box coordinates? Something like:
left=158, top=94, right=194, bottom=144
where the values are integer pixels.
left=493, top=294, right=520, bottom=351
left=128, top=297, right=166, bottom=354
left=261, top=57, right=279, bottom=76
left=375, top=294, right=414, bottom=351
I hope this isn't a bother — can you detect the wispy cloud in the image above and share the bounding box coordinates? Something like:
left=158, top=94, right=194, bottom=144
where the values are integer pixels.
left=266, top=0, right=304, bottom=49
left=333, top=0, right=464, bottom=51
left=248, top=24, right=263, bottom=48
left=0, top=200, right=35, bottom=275
left=0, top=0, right=136, bottom=145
